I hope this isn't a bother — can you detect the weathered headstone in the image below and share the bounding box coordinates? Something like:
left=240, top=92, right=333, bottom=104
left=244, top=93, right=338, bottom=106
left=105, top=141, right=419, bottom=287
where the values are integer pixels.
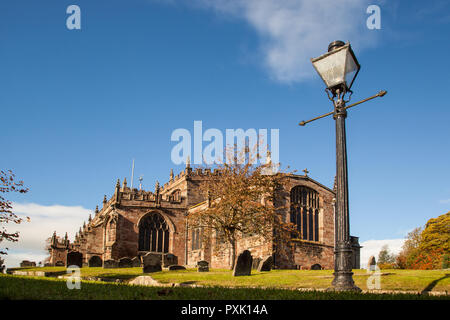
left=368, top=256, right=376, bottom=270
left=163, top=253, right=178, bottom=267
left=142, top=252, right=162, bottom=273
left=103, top=259, right=118, bottom=269
left=131, top=256, right=141, bottom=267
left=129, top=275, right=161, bottom=286
left=233, top=250, right=252, bottom=276
left=197, top=260, right=209, bottom=272
left=118, top=257, right=133, bottom=268
left=66, top=251, right=83, bottom=268
left=258, top=256, right=273, bottom=272
left=311, top=263, right=322, bottom=270
left=88, top=255, right=102, bottom=267
left=20, top=260, right=36, bottom=268
left=168, top=265, right=186, bottom=271
left=252, top=257, right=262, bottom=270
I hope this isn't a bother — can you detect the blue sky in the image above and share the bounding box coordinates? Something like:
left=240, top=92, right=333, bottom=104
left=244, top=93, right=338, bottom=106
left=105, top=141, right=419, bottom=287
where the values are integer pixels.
left=1, top=0, right=450, bottom=267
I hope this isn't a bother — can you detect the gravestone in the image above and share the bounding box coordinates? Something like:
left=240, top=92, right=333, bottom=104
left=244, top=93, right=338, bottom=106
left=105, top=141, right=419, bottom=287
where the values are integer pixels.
left=103, top=259, right=118, bottom=269
left=142, top=252, right=162, bottom=273
left=252, top=257, right=262, bottom=270
left=88, top=256, right=102, bottom=267
left=311, top=264, right=322, bottom=270
left=118, top=257, right=133, bottom=268
left=168, top=265, right=186, bottom=271
left=257, top=256, right=273, bottom=272
left=55, top=261, right=65, bottom=267
left=131, top=256, right=141, bottom=267
left=163, top=253, right=178, bottom=267
left=197, top=260, right=209, bottom=272
left=20, top=260, right=36, bottom=268
left=66, top=251, right=83, bottom=268
left=233, top=250, right=252, bottom=276
left=368, top=256, right=376, bottom=270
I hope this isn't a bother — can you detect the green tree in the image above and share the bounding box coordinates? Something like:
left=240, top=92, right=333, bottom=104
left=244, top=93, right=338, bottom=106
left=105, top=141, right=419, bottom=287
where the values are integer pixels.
left=396, top=227, right=422, bottom=269
left=419, top=212, right=450, bottom=254
left=396, top=212, right=449, bottom=269
left=378, top=244, right=396, bottom=266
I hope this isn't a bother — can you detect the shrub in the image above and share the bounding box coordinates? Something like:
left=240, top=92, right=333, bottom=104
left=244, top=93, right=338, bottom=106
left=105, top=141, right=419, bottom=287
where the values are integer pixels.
left=411, top=248, right=444, bottom=270
left=378, top=263, right=396, bottom=270
left=442, top=254, right=449, bottom=269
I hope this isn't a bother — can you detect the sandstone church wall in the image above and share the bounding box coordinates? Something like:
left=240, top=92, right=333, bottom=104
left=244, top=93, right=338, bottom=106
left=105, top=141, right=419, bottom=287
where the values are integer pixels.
left=49, top=169, right=360, bottom=270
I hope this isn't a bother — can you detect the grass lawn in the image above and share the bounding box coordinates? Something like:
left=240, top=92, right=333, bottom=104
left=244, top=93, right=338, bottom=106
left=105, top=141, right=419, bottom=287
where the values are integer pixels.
left=150, top=269, right=450, bottom=292
left=5, top=267, right=450, bottom=295
left=1, top=274, right=448, bottom=300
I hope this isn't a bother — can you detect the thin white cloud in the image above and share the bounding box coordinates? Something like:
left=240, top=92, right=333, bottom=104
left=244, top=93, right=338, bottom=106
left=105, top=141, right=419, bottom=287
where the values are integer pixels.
left=360, top=238, right=405, bottom=269
left=183, top=0, right=376, bottom=83
left=1, top=203, right=92, bottom=268
left=439, top=199, right=450, bottom=204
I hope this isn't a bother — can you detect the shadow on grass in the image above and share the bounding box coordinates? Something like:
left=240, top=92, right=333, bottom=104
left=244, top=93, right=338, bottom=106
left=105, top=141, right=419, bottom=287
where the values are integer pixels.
left=420, top=273, right=450, bottom=294
left=101, top=274, right=138, bottom=280
left=179, top=281, right=198, bottom=286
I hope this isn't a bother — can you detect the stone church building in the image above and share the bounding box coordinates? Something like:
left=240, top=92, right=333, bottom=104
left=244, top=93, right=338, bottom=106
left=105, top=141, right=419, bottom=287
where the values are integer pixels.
left=48, top=163, right=361, bottom=270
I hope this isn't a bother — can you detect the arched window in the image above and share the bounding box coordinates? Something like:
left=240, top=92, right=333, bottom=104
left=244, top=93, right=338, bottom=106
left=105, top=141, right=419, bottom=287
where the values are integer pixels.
left=290, top=186, right=320, bottom=241
left=171, top=189, right=181, bottom=202
left=107, top=220, right=116, bottom=242
left=138, top=213, right=170, bottom=252
left=191, top=228, right=202, bottom=250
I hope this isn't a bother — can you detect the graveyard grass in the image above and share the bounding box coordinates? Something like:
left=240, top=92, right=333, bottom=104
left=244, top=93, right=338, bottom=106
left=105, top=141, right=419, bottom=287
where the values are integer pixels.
left=1, top=268, right=449, bottom=299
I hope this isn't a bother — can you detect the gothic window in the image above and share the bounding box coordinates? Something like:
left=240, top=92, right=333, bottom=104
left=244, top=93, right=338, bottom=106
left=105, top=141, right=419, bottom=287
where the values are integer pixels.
left=107, top=220, right=116, bottom=242
left=215, top=229, right=226, bottom=245
left=290, top=186, right=320, bottom=242
left=138, top=213, right=170, bottom=253
left=169, top=189, right=181, bottom=202
left=191, top=228, right=202, bottom=250
left=172, top=190, right=181, bottom=202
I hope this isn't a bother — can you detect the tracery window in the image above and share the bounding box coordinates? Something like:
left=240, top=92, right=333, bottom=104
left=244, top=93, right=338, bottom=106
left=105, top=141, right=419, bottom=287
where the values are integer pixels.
left=172, top=190, right=181, bottom=202
left=138, top=213, right=170, bottom=252
left=191, top=228, right=202, bottom=250
left=290, top=186, right=320, bottom=242
left=107, top=220, right=116, bottom=242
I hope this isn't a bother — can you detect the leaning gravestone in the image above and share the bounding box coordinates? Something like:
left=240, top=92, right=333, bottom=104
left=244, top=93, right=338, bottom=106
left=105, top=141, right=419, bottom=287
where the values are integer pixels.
left=252, top=257, right=262, bottom=270
left=66, top=251, right=83, bottom=268
left=257, top=256, right=273, bottom=272
left=20, top=260, right=36, bottom=267
left=142, top=252, right=162, bottom=273
left=131, top=256, right=141, bottom=267
left=368, top=256, right=376, bottom=270
left=118, top=257, right=133, bottom=268
left=233, top=250, right=252, bottom=276
left=197, top=260, right=209, bottom=272
left=103, top=259, right=118, bottom=269
left=168, top=265, right=186, bottom=271
left=88, top=256, right=102, bottom=267
left=163, top=253, right=178, bottom=267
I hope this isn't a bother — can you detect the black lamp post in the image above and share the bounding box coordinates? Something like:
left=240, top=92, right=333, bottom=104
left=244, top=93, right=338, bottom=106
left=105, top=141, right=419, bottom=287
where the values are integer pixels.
left=300, top=41, right=386, bottom=291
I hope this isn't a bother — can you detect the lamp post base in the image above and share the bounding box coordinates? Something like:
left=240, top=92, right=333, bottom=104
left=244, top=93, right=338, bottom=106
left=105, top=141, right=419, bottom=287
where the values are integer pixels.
left=327, top=271, right=362, bottom=292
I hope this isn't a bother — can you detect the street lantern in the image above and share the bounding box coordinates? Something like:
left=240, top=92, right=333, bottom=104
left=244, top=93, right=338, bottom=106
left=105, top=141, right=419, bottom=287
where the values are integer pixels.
left=311, top=41, right=360, bottom=95
left=299, top=40, right=387, bottom=292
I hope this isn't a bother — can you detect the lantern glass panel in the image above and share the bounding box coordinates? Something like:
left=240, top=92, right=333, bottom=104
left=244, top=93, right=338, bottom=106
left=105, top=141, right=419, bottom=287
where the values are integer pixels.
left=311, top=44, right=360, bottom=91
